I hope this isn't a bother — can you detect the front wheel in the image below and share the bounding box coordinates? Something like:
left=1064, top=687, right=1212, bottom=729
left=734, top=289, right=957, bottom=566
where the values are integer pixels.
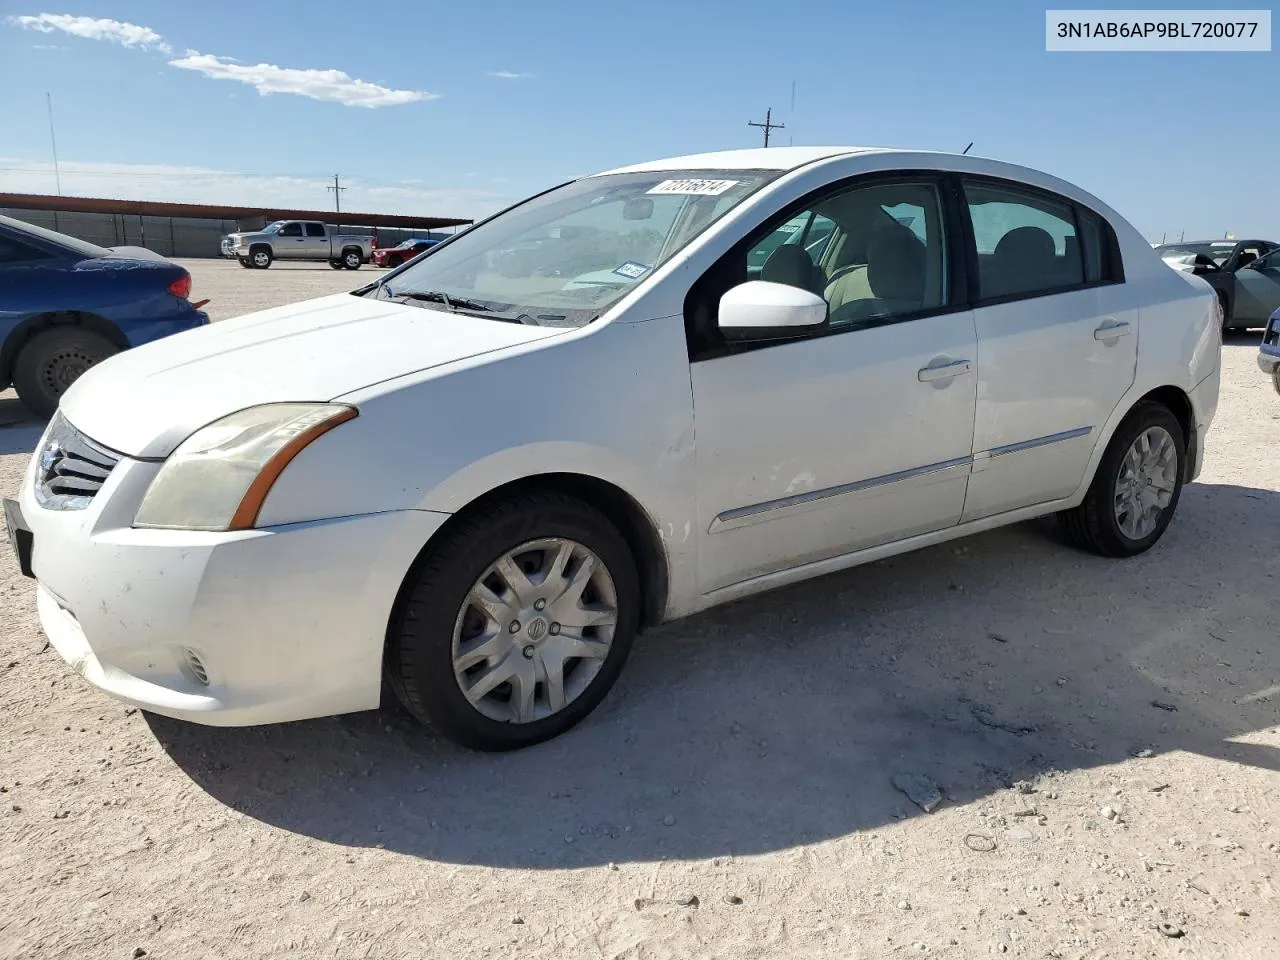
left=1060, top=402, right=1186, bottom=557
left=387, top=491, right=640, bottom=751
left=250, top=247, right=272, bottom=269
left=342, top=250, right=362, bottom=270
left=12, top=327, right=120, bottom=419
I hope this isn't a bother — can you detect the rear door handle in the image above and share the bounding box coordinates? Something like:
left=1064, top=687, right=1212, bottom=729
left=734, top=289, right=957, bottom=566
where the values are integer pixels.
left=917, top=359, right=972, bottom=382
left=1094, top=320, right=1131, bottom=340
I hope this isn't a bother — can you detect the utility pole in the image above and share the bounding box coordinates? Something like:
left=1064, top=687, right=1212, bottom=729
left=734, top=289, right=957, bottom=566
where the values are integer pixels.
left=748, top=107, right=785, bottom=147
left=46, top=93, right=62, bottom=196
left=327, top=173, right=346, bottom=213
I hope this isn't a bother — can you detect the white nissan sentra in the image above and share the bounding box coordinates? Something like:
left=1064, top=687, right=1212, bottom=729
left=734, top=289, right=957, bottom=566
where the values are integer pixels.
left=5, top=147, right=1221, bottom=751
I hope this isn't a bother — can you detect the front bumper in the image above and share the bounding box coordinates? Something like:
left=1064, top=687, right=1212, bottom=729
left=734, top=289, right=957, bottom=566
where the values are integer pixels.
left=16, top=440, right=449, bottom=726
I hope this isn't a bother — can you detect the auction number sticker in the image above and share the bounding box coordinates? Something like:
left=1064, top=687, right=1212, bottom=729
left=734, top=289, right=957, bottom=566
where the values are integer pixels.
left=612, top=261, right=651, bottom=280
left=647, top=179, right=740, bottom=196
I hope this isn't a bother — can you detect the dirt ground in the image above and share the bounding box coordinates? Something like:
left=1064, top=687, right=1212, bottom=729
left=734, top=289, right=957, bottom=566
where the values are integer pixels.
left=1, top=259, right=1278, bottom=960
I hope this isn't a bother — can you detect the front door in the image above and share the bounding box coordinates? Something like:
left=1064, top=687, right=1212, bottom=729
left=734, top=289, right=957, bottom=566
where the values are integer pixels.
left=1232, top=249, right=1280, bottom=326
left=958, top=178, right=1137, bottom=521
left=688, top=177, right=978, bottom=593
left=274, top=221, right=306, bottom=258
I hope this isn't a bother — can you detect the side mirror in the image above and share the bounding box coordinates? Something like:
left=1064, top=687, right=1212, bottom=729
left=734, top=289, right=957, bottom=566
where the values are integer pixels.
left=718, top=280, right=828, bottom=341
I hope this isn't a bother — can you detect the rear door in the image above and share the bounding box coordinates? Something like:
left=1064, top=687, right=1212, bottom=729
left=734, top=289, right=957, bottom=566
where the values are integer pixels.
left=303, top=222, right=330, bottom=258
left=959, top=177, right=1136, bottom=521
left=274, top=221, right=306, bottom=258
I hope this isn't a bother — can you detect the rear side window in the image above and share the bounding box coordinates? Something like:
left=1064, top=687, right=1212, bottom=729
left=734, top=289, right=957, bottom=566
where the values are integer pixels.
left=0, top=236, right=53, bottom=265
left=963, top=180, right=1084, bottom=300
left=305, top=223, right=326, bottom=238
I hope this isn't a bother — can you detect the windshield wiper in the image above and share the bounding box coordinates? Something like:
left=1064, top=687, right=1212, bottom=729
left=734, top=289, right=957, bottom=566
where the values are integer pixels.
left=383, top=287, right=539, bottom=325
left=385, top=288, right=493, bottom=312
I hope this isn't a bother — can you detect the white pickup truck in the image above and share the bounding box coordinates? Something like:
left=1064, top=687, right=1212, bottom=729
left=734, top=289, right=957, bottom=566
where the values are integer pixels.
left=221, top=220, right=374, bottom=270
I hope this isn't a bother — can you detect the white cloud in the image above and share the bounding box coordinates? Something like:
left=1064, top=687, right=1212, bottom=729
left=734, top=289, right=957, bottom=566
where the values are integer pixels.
left=9, top=13, right=171, bottom=54
left=32, top=43, right=66, bottom=50
left=0, top=157, right=507, bottom=220
left=169, top=52, right=437, bottom=108
left=489, top=70, right=534, bottom=80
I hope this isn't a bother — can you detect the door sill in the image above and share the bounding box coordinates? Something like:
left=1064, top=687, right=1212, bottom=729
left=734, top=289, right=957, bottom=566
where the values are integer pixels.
left=699, top=495, right=1076, bottom=610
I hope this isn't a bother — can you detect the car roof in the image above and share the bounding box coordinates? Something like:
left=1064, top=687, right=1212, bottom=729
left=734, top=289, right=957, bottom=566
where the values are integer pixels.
left=596, top=146, right=894, bottom=175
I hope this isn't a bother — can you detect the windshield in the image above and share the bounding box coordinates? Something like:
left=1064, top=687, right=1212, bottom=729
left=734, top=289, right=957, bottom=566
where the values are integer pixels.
left=1159, top=242, right=1235, bottom=265
left=261, top=222, right=283, bottom=235
left=375, top=169, right=778, bottom=326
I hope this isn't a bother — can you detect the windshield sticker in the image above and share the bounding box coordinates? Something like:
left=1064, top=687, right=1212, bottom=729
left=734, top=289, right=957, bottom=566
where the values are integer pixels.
left=612, top=261, right=651, bottom=280
left=646, top=178, right=740, bottom=197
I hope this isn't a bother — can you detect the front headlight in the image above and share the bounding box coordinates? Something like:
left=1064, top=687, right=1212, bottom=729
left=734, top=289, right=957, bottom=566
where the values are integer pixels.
left=134, top=403, right=357, bottom=531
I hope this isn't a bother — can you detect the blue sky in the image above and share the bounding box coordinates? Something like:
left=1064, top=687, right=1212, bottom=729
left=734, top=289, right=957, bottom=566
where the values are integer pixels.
left=0, top=1, right=1274, bottom=240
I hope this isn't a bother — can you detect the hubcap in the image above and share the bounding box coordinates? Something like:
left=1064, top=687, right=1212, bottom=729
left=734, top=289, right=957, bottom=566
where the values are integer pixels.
left=451, top=538, right=618, bottom=724
left=1113, top=426, right=1177, bottom=540
left=42, top=349, right=99, bottom=394
left=254, top=252, right=268, bottom=266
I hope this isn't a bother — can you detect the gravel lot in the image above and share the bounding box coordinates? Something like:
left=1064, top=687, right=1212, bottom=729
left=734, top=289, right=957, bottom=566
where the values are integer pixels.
left=2, top=259, right=1278, bottom=959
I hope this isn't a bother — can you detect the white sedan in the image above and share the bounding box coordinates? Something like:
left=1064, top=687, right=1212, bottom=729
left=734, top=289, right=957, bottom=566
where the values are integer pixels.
left=4, top=147, right=1222, bottom=751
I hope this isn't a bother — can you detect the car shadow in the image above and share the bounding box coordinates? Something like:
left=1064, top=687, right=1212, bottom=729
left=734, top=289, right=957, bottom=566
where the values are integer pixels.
left=147, top=480, right=1280, bottom=869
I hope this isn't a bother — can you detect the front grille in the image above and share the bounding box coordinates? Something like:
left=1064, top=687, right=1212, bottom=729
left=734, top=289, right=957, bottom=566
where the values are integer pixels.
left=34, top=414, right=122, bottom=511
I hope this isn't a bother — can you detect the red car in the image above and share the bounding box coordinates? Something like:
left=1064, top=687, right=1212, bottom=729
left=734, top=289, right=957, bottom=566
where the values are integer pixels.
left=372, top=237, right=439, bottom=268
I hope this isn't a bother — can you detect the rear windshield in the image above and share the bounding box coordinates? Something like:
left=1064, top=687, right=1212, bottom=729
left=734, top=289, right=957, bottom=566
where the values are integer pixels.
left=0, top=214, right=110, bottom=259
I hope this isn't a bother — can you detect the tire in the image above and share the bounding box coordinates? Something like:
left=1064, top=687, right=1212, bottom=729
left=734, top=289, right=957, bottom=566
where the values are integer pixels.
left=387, top=256, right=403, bottom=269
left=387, top=491, right=640, bottom=751
left=249, top=246, right=272, bottom=269
left=342, top=249, right=362, bottom=270
left=1060, top=401, right=1186, bottom=558
left=238, top=257, right=252, bottom=269
left=328, top=260, right=344, bottom=270
left=1217, top=290, right=1231, bottom=331
left=12, top=327, right=120, bottom=420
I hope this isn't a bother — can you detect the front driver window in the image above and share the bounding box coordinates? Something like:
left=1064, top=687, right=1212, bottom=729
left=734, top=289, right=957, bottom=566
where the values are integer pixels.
left=741, top=181, right=947, bottom=328
left=278, top=223, right=302, bottom=238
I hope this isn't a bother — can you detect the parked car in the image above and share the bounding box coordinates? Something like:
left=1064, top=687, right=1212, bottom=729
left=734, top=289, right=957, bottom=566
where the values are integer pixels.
left=220, top=221, right=373, bottom=270
left=0, top=215, right=210, bottom=418
left=1156, top=239, right=1280, bottom=330
left=1259, top=307, right=1280, bottom=395
left=6, top=147, right=1220, bottom=751
left=372, top=238, right=439, bottom=269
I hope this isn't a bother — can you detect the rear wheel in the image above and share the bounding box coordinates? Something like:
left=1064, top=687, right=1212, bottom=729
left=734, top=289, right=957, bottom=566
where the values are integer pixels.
left=1060, top=402, right=1185, bottom=557
left=387, top=491, right=640, bottom=751
left=342, top=249, right=362, bottom=270
left=250, top=246, right=272, bottom=269
left=12, top=327, right=120, bottom=419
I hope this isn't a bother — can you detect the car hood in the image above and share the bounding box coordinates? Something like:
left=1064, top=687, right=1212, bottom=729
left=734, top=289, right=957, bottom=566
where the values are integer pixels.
left=60, top=292, right=566, bottom=458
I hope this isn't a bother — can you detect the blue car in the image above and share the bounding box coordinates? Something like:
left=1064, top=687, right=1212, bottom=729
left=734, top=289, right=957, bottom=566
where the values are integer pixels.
left=1260, top=307, right=1280, bottom=396
left=0, top=215, right=211, bottom=418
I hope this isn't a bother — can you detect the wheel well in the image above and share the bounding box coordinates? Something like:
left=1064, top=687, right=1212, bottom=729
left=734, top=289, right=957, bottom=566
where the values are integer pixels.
left=394, top=474, right=669, bottom=635
left=0, top=311, right=128, bottom=388
left=1134, top=385, right=1196, bottom=480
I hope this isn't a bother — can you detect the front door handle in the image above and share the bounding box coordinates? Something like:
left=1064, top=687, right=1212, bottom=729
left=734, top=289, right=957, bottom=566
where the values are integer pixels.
left=1094, top=319, right=1131, bottom=340
left=917, top=359, right=972, bottom=382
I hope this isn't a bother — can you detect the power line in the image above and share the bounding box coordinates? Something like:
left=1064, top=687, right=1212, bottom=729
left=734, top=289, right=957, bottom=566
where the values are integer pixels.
left=748, top=107, right=785, bottom=148
left=327, top=173, right=346, bottom=213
